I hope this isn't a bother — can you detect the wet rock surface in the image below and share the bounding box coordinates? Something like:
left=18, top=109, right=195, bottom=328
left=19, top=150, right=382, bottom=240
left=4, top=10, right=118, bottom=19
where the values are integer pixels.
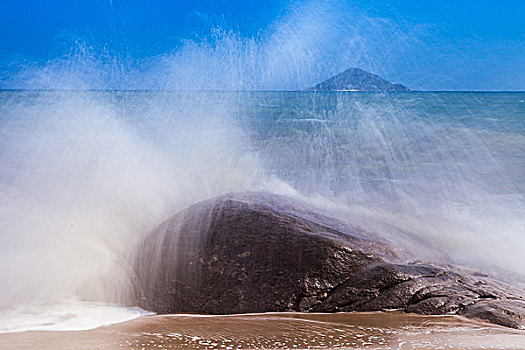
left=133, top=192, right=525, bottom=329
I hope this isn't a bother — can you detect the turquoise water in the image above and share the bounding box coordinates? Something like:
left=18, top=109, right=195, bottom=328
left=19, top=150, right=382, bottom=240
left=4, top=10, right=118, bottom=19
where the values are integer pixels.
left=0, top=90, right=524, bottom=331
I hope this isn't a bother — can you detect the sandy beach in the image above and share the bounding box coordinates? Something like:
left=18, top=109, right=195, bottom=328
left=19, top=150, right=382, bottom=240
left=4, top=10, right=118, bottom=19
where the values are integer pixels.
left=1, top=311, right=524, bottom=349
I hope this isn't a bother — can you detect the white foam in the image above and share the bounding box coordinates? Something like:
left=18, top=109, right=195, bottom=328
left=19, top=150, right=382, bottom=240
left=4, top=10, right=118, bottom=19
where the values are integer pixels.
left=0, top=299, right=153, bottom=333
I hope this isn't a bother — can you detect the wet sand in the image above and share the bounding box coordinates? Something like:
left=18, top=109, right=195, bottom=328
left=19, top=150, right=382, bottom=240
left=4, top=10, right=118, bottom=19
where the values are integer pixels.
left=1, top=311, right=524, bottom=349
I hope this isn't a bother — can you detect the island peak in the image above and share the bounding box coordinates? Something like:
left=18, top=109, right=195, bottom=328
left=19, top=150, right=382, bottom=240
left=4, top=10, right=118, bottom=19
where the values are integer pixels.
left=307, top=68, right=410, bottom=92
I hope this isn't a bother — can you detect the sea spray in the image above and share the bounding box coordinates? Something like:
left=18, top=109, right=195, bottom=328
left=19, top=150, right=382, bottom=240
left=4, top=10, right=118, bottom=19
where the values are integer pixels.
left=0, top=90, right=284, bottom=330
left=0, top=0, right=524, bottom=333
left=1, top=91, right=524, bottom=331
left=247, top=92, right=525, bottom=275
left=3, top=0, right=421, bottom=91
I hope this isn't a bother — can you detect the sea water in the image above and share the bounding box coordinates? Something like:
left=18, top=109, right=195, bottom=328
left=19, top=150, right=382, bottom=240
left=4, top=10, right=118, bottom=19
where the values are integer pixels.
left=0, top=90, right=524, bottom=332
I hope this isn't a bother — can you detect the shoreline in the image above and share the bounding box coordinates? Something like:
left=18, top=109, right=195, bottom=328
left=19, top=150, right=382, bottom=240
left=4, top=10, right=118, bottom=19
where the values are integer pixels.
left=1, top=311, right=524, bottom=349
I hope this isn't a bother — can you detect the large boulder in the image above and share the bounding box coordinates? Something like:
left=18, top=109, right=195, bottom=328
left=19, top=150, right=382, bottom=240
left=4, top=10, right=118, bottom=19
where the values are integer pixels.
left=132, top=192, right=525, bottom=329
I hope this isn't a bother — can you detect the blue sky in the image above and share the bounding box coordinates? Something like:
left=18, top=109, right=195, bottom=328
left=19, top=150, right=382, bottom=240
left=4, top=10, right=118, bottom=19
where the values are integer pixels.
left=1, top=0, right=524, bottom=90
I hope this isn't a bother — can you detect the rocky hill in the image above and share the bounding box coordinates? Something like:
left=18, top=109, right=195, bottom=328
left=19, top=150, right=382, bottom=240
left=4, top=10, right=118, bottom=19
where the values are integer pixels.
left=307, top=68, right=410, bottom=91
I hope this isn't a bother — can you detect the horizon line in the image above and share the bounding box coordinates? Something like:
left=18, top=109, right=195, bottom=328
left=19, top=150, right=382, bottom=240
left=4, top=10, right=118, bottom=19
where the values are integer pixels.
left=1, top=89, right=524, bottom=93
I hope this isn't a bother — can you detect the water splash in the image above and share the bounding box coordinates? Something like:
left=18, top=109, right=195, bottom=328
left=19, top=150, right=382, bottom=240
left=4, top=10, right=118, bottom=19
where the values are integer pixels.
left=1, top=0, right=524, bottom=333
left=248, top=92, right=525, bottom=273
left=0, top=90, right=288, bottom=328
left=4, top=0, right=423, bottom=91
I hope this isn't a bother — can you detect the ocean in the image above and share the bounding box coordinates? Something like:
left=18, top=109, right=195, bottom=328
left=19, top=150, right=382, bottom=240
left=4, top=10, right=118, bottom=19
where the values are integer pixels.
left=0, top=90, right=524, bottom=337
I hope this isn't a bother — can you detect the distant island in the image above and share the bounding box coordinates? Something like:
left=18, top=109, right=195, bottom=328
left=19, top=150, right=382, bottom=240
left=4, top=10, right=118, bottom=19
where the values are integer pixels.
left=307, top=68, right=410, bottom=92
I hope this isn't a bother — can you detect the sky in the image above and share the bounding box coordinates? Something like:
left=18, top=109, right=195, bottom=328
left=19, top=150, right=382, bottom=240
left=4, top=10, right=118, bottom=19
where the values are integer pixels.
left=0, top=0, right=524, bottom=90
